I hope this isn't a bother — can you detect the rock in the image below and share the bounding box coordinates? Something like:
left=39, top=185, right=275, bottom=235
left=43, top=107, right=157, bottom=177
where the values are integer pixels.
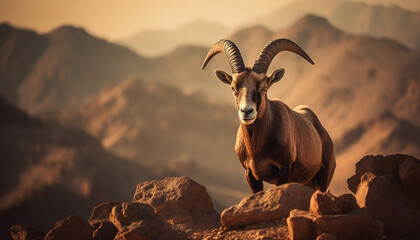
left=89, top=202, right=119, bottom=240
left=44, top=215, right=93, bottom=240
left=348, top=154, right=420, bottom=237
left=110, top=202, right=181, bottom=240
left=312, top=208, right=382, bottom=240
left=287, top=208, right=383, bottom=240
left=114, top=220, right=180, bottom=240
left=398, top=157, right=420, bottom=200
left=109, top=202, right=158, bottom=231
left=356, top=172, right=420, bottom=237
left=347, top=154, right=414, bottom=193
left=309, top=191, right=341, bottom=215
left=9, top=225, right=45, bottom=240
left=133, top=177, right=217, bottom=224
left=92, top=221, right=118, bottom=240
left=316, top=233, right=337, bottom=240
left=287, top=209, right=316, bottom=240
left=221, top=183, right=315, bottom=228
left=89, top=202, right=119, bottom=225
left=309, top=191, right=358, bottom=215
left=335, top=194, right=358, bottom=213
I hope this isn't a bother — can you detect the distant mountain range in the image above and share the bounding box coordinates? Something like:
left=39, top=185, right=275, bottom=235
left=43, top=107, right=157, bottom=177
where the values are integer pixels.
left=0, top=95, right=163, bottom=238
left=1, top=10, right=420, bottom=235
left=0, top=23, right=154, bottom=114
left=247, top=0, right=420, bottom=50
left=118, top=19, right=228, bottom=57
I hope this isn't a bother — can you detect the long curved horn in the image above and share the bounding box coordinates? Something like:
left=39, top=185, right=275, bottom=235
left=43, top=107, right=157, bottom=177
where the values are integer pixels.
left=252, top=38, right=314, bottom=74
left=202, top=39, right=246, bottom=74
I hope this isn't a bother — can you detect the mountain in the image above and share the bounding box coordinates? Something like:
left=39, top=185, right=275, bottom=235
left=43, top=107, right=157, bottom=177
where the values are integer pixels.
left=49, top=77, right=250, bottom=210
left=332, top=112, right=420, bottom=192
left=0, top=23, right=155, bottom=115
left=119, top=19, right=228, bottom=57
left=0, top=22, right=231, bottom=116
left=0, top=95, right=162, bottom=238
left=249, top=0, right=420, bottom=50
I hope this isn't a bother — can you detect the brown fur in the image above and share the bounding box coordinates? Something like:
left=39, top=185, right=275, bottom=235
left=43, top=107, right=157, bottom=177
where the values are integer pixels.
left=228, top=71, right=336, bottom=193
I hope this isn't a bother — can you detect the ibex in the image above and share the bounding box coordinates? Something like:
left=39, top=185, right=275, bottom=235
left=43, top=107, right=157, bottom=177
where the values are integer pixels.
left=202, top=39, right=336, bottom=193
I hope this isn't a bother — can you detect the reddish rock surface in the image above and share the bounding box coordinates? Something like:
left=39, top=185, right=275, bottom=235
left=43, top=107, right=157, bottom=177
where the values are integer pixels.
left=88, top=202, right=119, bottom=224
left=288, top=189, right=382, bottom=240
left=88, top=202, right=119, bottom=240
left=287, top=208, right=382, bottom=240
left=221, top=183, right=315, bottom=228
left=91, top=221, right=118, bottom=240
left=44, top=215, right=93, bottom=240
left=316, top=233, right=337, bottom=240
left=356, top=172, right=420, bottom=237
left=109, top=202, right=158, bottom=231
left=109, top=202, right=180, bottom=240
left=348, top=154, right=420, bottom=237
left=309, top=191, right=341, bottom=215
left=309, top=191, right=358, bottom=215
left=347, top=154, right=418, bottom=193
left=9, top=225, right=45, bottom=240
left=133, top=177, right=218, bottom=224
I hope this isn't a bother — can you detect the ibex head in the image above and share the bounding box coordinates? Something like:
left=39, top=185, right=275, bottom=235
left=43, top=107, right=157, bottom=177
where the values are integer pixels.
left=202, top=39, right=314, bottom=125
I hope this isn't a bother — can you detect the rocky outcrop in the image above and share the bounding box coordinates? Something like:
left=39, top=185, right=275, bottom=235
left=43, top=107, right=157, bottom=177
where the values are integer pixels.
left=133, top=176, right=218, bottom=225
left=9, top=225, right=45, bottom=240
left=88, top=202, right=119, bottom=240
left=348, top=154, right=420, bottom=237
left=287, top=191, right=383, bottom=240
left=44, top=215, right=93, bottom=240
left=221, top=183, right=315, bottom=228
left=8, top=164, right=420, bottom=240
left=109, top=202, right=180, bottom=240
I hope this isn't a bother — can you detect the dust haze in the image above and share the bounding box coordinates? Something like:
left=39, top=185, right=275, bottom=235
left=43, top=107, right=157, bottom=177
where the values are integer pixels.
left=0, top=0, right=419, bottom=237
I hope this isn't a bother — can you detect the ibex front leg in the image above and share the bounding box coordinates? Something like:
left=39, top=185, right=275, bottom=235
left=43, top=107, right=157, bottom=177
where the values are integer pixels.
left=246, top=169, right=263, bottom=193
left=276, top=166, right=290, bottom=186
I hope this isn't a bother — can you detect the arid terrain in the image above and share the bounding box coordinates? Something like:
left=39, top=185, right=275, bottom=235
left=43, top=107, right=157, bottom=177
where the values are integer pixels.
left=1, top=0, right=420, bottom=239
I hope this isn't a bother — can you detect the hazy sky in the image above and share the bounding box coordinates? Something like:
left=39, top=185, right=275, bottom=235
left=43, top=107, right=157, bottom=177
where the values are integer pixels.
left=0, top=0, right=418, bottom=40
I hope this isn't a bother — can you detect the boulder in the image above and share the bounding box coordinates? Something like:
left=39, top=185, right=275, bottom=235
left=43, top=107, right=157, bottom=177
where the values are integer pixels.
left=335, top=194, right=358, bottom=213
left=44, top=215, right=93, bottom=240
left=91, top=221, right=118, bottom=240
left=114, top=220, right=180, bottom=240
left=109, top=202, right=180, bottom=240
left=287, top=208, right=383, bottom=240
left=316, top=233, right=337, bottom=240
left=398, top=157, right=420, bottom=200
left=9, top=225, right=45, bottom=240
left=221, top=183, right=315, bottom=228
left=89, top=202, right=119, bottom=240
left=287, top=209, right=316, bottom=240
left=133, top=177, right=217, bottom=224
left=347, top=154, right=417, bottom=193
left=356, top=172, right=420, bottom=237
left=109, top=202, right=159, bottom=231
left=89, top=202, right=119, bottom=224
left=309, top=191, right=358, bottom=215
left=309, top=191, right=341, bottom=215
left=348, top=154, right=420, bottom=237
left=312, top=208, right=382, bottom=240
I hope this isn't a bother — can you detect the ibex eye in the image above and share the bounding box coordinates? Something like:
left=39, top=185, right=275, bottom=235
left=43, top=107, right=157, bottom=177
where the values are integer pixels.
left=231, top=86, right=236, bottom=92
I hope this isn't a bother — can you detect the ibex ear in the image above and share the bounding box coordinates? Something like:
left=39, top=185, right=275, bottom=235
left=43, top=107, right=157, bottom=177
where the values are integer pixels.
left=215, top=70, right=232, bottom=85
left=268, top=68, right=285, bottom=88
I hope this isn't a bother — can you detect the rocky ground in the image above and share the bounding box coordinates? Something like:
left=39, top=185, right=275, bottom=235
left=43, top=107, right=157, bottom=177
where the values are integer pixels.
left=8, top=154, right=420, bottom=240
